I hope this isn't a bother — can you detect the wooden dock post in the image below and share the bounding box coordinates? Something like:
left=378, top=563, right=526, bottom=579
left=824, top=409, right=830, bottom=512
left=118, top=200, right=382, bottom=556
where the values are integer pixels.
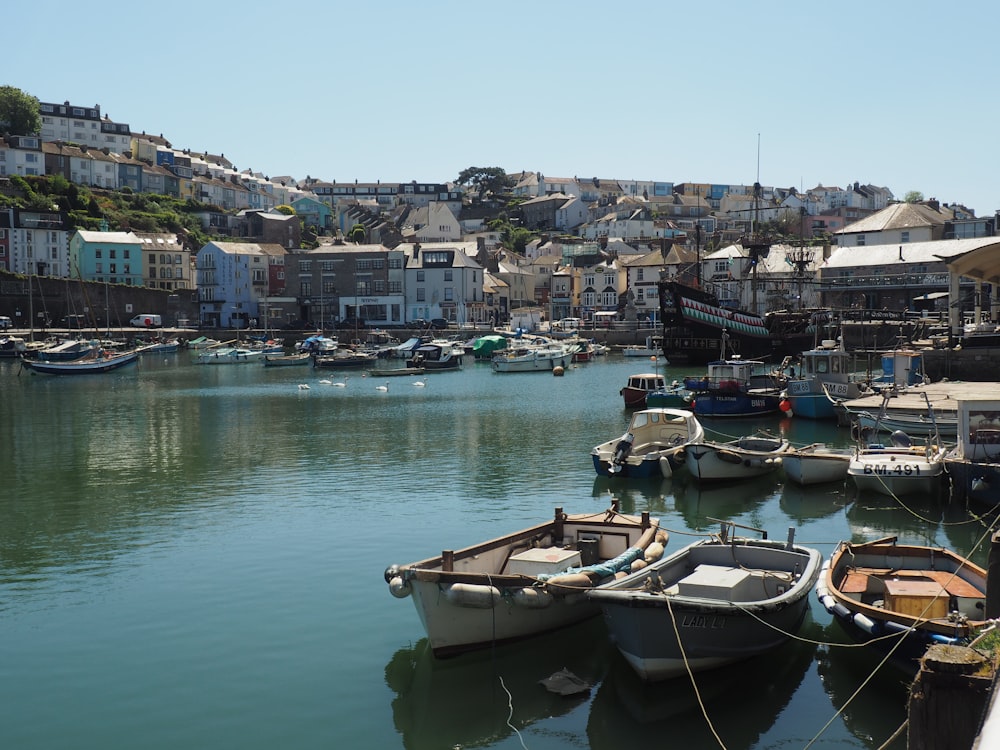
left=907, top=644, right=994, bottom=750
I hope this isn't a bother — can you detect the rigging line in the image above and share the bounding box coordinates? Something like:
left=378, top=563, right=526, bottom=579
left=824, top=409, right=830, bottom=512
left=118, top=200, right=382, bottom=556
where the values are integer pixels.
left=665, top=595, right=727, bottom=749
left=730, top=601, right=907, bottom=649
left=497, top=675, right=529, bottom=750
left=876, top=719, right=908, bottom=750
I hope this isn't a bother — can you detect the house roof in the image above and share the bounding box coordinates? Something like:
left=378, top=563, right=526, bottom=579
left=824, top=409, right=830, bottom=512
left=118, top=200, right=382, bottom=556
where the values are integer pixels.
left=76, top=230, right=140, bottom=244
left=835, top=202, right=953, bottom=234
left=822, top=237, right=994, bottom=269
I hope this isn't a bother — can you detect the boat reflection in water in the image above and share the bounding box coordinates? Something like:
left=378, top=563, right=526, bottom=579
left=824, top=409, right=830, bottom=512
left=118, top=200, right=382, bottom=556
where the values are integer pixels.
left=589, top=475, right=674, bottom=517
left=671, top=473, right=780, bottom=531
left=385, top=618, right=612, bottom=750
left=780, top=481, right=852, bottom=522
left=587, top=616, right=818, bottom=749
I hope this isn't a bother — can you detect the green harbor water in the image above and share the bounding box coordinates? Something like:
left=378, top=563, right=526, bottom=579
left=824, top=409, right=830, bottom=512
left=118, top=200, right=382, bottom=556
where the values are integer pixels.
left=0, top=350, right=993, bottom=749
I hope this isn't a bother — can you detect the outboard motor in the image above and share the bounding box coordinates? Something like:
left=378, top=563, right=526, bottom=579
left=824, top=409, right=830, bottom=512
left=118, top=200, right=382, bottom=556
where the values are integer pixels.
left=612, top=432, right=635, bottom=467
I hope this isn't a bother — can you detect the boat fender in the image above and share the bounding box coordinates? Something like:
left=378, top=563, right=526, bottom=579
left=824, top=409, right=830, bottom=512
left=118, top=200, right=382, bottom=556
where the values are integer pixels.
left=819, top=594, right=836, bottom=612
left=830, top=602, right=852, bottom=620
left=816, top=584, right=831, bottom=600
left=388, top=576, right=412, bottom=599
left=384, top=564, right=402, bottom=584
left=718, top=450, right=743, bottom=465
left=658, top=456, right=673, bottom=478
left=546, top=573, right=597, bottom=593
left=644, top=541, right=665, bottom=563
left=883, top=620, right=911, bottom=636
left=852, top=613, right=877, bottom=634
left=443, top=583, right=501, bottom=609
left=655, top=530, right=669, bottom=546
left=512, top=587, right=553, bottom=609
left=930, top=634, right=960, bottom=645
left=630, top=559, right=648, bottom=573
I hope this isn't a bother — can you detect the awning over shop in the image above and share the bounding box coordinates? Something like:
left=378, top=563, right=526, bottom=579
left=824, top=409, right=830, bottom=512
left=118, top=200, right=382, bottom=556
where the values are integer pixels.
left=912, top=291, right=948, bottom=302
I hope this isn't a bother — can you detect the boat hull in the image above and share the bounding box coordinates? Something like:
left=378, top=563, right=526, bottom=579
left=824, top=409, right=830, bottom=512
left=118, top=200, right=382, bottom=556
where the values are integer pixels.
left=590, top=538, right=822, bottom=681
left=848, top=447, right=946, bottom=497
left=385, top=508, right=664, bottom=657
left=782, top=445, right=852, bottom=485
left=691, top=391, right=781, bottom=418
left=591, top=408, right=704, bottom=479
left=491, top=349, right=572, bottom=372
left=22, top=350, right=138, bottom=374
left=685, top=436, right=788, bottom=482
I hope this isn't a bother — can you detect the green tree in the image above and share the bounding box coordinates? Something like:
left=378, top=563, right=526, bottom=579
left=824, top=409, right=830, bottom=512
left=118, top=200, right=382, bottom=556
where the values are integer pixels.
left=0, top=86, right=41, bottom=135
left=456, top=166, right=510, bottom=201
left=349, top=223, right=366, bottom=244
left=904, top=190, right=924, bottom=203
left=274, top=205, right=296, bottom=215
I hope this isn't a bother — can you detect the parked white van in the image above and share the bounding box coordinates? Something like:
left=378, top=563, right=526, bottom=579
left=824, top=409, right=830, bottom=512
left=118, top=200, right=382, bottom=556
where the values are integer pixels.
left=130, top=314, right=162, bottom=328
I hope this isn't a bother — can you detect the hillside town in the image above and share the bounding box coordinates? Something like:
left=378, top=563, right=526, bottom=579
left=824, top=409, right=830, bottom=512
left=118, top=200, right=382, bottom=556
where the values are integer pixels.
left=2, top=95, right=998, bottom=333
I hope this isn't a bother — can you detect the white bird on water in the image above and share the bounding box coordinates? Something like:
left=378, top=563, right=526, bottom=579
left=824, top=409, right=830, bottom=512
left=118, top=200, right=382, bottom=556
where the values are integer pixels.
left=375, top=382, right=389, bottom=392
left=318, top=379, right=332, bottom=385
left=331, top=375, right=348, bottom=387
left=412, top=379, right=426, bottom=387
left=297, top=384, right=310, bottom=390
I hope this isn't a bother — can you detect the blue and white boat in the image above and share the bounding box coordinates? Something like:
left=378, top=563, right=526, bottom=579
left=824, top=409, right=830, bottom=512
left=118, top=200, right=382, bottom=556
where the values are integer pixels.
left=683, top=356, right=784, bottom=418
left=783, top=340, right=868, bottom=419
left=591, top=408, right=705, bottom=479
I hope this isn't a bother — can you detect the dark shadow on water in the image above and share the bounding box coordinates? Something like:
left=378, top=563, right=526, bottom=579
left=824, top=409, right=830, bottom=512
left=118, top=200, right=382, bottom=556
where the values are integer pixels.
left=385, top=617, right=613, bottom=750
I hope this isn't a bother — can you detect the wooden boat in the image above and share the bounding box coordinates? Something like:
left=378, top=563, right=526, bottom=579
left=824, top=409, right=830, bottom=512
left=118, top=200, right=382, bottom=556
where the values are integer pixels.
left=782, top=443, right=852, bottom=485
left=33, top=338, right=96, bottom=361
left=384, top=504, right=666, bottom=657
left=136, top=338, right=181, bottom=355
left=591, top=408, right=705, bottom=479
left=21, top=348, right=139, bottom=375
left=262, top=352, right=312, bottom=367
left=368, top=366, right=426, bottom=378
left=620, top=372, right=665, bottom=409
left=816, top=537, right=988, bottom=660
left=589, top=524, right=822, bottom=681
left=685, top=433, right=789, bottom=482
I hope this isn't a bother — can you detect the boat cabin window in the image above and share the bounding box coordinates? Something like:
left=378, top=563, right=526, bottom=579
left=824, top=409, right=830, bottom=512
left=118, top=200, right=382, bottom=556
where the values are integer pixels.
left=816, top=359, right=829, bottom=374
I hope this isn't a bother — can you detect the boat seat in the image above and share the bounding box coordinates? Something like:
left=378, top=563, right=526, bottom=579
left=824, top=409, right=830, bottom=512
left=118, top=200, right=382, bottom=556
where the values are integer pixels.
left=842, top=567, right=983, bottom=599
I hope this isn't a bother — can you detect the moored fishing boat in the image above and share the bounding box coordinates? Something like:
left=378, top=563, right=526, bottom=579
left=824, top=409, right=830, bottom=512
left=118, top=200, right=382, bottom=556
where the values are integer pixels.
left=21, top=347, right=139, bottom=375
left=262, top=352, right=312, bottom=367
left=589, top=523, right=822, bottom=681
left=383, top=504, right=666, bottom=657
left=816, top=536, right=989, bottom=662
left=591, top=407, right=705, bottom=479
left=685, top=433, right=789, bottom=482
left=782, top=443, right=852, bottom=485
left=619, top=371, right=665, bottom=409
left=491, top=342, right=572, bottom=372
left=783, top=340, right=869, bottom=419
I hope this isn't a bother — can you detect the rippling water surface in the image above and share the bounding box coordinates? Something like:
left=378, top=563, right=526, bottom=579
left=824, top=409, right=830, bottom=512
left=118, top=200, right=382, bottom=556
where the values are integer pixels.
left=0, top=351, right=992, bottom=749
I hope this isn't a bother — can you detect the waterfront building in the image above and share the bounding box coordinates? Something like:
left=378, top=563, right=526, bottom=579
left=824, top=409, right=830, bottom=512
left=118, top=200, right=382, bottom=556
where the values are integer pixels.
left=196, top=241, right=286, bottom=328
left=70, top=229, right=143, bottom=286
left=0, top=207, right=72, bottom=276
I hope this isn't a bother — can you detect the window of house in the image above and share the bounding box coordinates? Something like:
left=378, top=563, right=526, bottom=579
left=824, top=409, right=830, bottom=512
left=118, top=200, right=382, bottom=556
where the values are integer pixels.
left=901, top=231, right=910, bottom=243
left=416, top=288, right=425, bottom=301
left=416, top=271, right=425, bottom=282
left=856, top=235, right=866, bottom=246
left=444, top=288, right=454, bottom=301
left=444, top=270, right=453, bottom=282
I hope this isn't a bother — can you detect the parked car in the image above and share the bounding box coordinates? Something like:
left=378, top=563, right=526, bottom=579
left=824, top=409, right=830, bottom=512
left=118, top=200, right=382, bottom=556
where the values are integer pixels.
left=0, top=316, right=12, bottom=330
left=429, top=318, right=449, bottom=330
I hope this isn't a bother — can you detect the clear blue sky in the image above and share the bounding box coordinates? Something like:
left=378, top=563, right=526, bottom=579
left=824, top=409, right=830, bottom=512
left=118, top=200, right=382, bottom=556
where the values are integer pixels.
left=7, top=1, right=998, bottom=215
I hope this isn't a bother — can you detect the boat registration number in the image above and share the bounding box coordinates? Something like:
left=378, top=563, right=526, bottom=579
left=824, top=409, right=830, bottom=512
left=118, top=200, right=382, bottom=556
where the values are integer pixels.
left=863, top=464, right=922, bottom=476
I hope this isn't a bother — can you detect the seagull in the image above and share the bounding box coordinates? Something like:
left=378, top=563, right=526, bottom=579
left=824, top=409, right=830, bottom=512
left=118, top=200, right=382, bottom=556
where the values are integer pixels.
left=297, top=384, right=310, bottom=390
left=375, top=382, right=389, bottom=392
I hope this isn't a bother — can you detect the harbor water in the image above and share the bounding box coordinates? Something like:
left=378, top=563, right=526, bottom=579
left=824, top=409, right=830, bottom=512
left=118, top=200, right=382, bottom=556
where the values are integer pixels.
left=0, top=350, right=993, bottom=749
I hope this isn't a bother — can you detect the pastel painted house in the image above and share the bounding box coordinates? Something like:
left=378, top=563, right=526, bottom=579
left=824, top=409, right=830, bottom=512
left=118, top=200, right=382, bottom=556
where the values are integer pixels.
left=69, top=230, right=144, bottom=285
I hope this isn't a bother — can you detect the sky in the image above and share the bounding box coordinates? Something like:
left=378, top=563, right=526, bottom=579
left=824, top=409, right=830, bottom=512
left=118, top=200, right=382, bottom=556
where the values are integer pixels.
left=6, top=1, right=999, bottom=215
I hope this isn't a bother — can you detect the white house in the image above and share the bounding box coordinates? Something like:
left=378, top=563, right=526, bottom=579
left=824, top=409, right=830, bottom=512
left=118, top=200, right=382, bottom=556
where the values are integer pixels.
left=401, top=242, right=486, bottom=325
